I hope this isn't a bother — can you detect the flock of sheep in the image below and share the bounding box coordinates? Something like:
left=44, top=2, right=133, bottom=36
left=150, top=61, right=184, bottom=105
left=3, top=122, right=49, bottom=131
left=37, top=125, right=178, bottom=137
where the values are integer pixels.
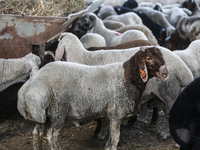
left=1, top=0, right=200, bottom=149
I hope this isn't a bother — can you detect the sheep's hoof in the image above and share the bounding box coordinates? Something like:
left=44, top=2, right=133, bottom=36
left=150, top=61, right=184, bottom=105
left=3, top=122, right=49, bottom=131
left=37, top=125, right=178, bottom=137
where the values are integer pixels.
left=160, top=131, right=170, bottom=139
left=90, top=133, right=106, bottom=141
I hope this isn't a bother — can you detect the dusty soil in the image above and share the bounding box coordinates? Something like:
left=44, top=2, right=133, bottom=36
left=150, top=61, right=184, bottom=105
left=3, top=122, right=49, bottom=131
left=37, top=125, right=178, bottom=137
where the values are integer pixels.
left=0, top=91, right=179, bottom=150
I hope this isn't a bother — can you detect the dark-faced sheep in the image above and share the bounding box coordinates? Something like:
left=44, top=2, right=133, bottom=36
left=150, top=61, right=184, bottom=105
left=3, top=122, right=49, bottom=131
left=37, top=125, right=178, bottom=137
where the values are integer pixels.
left=17, top=47, right=168, bottom=150
left=166, top=15, right=200, bottom=51
left=169, top=77, right=200, bottom=150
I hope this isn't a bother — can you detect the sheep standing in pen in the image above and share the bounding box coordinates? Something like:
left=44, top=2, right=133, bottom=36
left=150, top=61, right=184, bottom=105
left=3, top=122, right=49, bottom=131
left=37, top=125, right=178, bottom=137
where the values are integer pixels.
left=0, top=53, right=41, bottom=92
left=181, top=0, right=200, bottom=15
left=103, top=12, right=143, bottom=26
left=114, top=24, right=158, bottom=45
left=113, top=6, right=167, bottom=46
left=166, top=15, right=200, bottom=50
left=55, top=32, right=193, bottom=139
left=17, top=47, right=168, bottom=150
left=87, top=39, right=152, bottom=51
left=173, top=40, right=200, bottom=79
left=169, top=77, right=200, bottom=150
left=80, top=33, right=106, bottom=49
left=71, top=12, right=149, bottom=46
left=133, top=6, right=175, bottom=37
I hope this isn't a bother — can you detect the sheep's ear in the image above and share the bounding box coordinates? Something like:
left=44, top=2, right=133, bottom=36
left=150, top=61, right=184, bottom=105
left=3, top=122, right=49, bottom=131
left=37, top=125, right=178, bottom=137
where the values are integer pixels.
left=176, top=128, right=191, bottom=145
left=139, top=47, right=148, bottom=83
left=55, top=40, right=65, bottom=61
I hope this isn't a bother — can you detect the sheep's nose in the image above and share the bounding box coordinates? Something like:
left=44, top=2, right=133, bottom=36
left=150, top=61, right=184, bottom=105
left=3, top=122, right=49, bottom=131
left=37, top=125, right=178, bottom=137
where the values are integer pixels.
left=158, top=65, right=168, bottom=80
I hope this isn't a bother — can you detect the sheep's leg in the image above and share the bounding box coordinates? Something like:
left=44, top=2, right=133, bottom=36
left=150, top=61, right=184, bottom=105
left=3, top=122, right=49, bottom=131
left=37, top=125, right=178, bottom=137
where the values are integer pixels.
left=47, top=127, right=62, bottom=150
left=97, top=117, right=109, bottom=140
left=149, top=107, right=159, bottom=126
left=92, top=117, right=109, bottom=140
left=105, top=119, right=121, bottom=150
left=33, top=123, right=46, bottom=150
left=161, top=105, right=171, bottom=139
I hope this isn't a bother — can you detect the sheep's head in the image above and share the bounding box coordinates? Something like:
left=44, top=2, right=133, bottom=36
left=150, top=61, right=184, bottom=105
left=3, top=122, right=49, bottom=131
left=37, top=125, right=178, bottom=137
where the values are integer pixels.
left=123, top=47, right=168, bottom=85
left=165, top=30, right=190, bottom=51
left=139, top=47, right=168, bottom=82
left=181, top=0, right=197, bottom=12
left=72, top=13, right=96, bottom=32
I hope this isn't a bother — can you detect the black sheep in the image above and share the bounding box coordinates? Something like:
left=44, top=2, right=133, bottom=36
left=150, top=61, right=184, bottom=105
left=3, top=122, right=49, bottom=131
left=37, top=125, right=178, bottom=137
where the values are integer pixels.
left=169, top=77, right=200, bottom=150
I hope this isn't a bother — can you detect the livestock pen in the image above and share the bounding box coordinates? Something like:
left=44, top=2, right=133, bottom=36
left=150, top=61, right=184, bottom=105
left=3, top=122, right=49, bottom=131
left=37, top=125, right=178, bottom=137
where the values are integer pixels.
left=0, top=0, right=194, bottom=149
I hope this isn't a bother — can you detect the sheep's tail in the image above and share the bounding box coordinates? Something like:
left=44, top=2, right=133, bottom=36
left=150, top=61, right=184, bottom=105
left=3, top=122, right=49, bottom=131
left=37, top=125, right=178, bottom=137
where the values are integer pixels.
left=17, top=80, right=52, bottom=123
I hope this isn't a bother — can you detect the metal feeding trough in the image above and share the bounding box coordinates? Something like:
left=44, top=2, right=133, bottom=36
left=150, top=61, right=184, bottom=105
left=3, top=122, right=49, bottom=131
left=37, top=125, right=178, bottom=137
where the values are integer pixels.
left=0, top=0, right=104, bottom=100
left=0, top=0, right=104, bottom=60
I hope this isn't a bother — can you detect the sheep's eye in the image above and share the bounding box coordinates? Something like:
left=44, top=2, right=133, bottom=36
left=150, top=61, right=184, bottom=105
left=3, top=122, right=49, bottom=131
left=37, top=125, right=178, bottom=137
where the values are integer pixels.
left=146, top=57, right=151, bottom=61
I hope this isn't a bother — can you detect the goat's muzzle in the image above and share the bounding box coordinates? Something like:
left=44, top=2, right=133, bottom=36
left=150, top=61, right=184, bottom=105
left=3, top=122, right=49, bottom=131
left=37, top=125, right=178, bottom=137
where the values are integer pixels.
left=156, top=64, right=168, bottom=80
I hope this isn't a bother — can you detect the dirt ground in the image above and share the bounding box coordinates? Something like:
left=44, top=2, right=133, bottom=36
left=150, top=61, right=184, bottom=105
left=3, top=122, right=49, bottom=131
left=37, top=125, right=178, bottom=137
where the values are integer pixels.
left=0, top=90, right=179, bottom=150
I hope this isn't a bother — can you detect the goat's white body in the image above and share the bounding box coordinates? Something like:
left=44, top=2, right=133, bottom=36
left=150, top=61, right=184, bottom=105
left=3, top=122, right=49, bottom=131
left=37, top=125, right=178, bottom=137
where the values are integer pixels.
left=0, top=53, right=41, bottom=92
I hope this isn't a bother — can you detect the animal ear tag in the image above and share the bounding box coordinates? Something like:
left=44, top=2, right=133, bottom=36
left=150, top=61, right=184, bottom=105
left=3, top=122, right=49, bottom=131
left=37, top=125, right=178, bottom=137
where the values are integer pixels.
left=140, top=69, right=146, bottom=79
left=140, top=65, right=148, bottom=83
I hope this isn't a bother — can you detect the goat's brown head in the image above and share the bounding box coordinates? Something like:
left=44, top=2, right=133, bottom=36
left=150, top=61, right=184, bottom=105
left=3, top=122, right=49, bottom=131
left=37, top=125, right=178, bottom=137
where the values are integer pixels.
left=123, top=47, right=168, bottom=85
left=72, top=13, right=96, bottom=32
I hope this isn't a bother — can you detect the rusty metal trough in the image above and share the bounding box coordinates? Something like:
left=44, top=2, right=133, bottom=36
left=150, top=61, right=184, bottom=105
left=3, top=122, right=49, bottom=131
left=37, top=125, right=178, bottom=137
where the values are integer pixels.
left=0, top=14, right=66, bottom=59
left=0, top=0, right=104, bottom=100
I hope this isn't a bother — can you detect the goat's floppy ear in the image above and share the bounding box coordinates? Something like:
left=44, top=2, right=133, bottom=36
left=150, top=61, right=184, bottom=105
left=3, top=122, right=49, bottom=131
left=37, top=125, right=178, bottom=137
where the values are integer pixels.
left=139, top=47, right=148, bottom=83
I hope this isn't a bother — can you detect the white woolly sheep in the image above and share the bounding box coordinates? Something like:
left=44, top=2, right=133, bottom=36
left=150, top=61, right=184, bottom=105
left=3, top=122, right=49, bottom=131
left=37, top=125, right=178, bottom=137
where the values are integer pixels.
left=17, top=47, right=168, bottom=150
left=138, top=2, right=154, bottom=8
left=102, top=0, right=126, bottom=6
left=115, top=24, right=158, bottom=45
left=133, top=6, right=175, bottom=37
left=173, top=40, right=200, bottom=79
left=0, top=53, right=41, bottom=92
left=71, top=12, right=149, bottom=46
left=102, top=21, right=158, bottom=45
left=97, top=5, right=118, bottom=20
left=80, top=33, right=106, bottom=49
left=103, top=12, right=143, bottom=26
left=103, top=20, right=125, bottom=30
left=55, top=32, right=194, bottom=139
